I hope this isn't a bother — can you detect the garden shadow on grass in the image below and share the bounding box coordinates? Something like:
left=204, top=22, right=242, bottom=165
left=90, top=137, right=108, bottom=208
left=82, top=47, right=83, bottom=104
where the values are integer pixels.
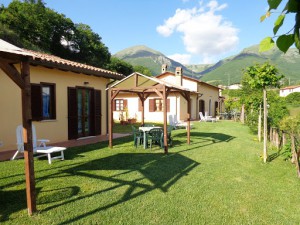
left=172, top=132, right=235, bottom=148
left=47, top=153, right=199, bottom=225
left=65, top=136, right=134, bottom=160
left=0, top=187, right=41, bottom=222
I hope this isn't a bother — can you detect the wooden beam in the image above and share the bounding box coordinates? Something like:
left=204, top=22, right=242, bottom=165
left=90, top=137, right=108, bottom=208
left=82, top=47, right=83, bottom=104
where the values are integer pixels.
left=179, top=91, right=190, bottom=102
left=163, top=86, right=168, bottom=153
left=154, top=89, right=163, bottom=99
left=134, top=73, right=138, bottom=87
left=0, top=61, right=25, bottom=89
left=109, top=89, right=114, bottom=148
left=186, top=92, right=191, bottom=145
left=21, top=60, right=37, bottom=215
left=111, top=90, right=120, bottom=100
left=137, top=93, right=145, bottom=125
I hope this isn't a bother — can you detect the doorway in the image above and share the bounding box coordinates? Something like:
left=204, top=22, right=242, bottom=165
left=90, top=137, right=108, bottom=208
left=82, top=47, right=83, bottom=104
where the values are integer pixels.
left=198, top=99, right=205, bottom=118
left=77, top=88, right=92, bottom=137
left=68, top=87, right=101, bottom=139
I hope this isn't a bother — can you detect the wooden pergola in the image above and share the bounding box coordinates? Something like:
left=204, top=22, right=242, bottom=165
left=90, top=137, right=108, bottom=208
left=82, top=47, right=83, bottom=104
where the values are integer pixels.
left=108, top=72, right=195, bottom=153
left=0, top=45, right=36, bottom=215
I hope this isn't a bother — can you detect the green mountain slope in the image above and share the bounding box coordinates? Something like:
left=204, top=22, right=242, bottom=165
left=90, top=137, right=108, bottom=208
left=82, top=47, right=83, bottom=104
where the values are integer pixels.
left=115, top=44, right=300, bottom=85
left=201, top=45, right=300, bottom=85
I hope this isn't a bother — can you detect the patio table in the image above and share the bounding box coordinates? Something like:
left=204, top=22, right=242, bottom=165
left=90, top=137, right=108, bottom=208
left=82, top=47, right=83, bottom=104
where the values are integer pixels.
left=139, top=126, right=162, bottom=149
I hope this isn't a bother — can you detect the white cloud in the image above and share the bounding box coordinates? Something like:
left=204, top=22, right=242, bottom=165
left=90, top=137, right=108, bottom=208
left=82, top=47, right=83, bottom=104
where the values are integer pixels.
left=156, top=0, right=239, bottom=63
left=168, top=53, right=192, bottom=64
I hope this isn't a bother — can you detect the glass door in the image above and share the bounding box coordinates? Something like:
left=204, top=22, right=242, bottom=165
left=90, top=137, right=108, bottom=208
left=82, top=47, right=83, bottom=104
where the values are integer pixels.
left=77, top=88, right=92, bottom=137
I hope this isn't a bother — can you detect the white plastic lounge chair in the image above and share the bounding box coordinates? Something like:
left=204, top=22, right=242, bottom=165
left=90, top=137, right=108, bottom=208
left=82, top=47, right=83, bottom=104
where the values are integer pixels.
left=199, top=112, right=216, bottom=122
left=11, top=125, right=66, bottom=164
left=169, top=114, right=193, bottom=129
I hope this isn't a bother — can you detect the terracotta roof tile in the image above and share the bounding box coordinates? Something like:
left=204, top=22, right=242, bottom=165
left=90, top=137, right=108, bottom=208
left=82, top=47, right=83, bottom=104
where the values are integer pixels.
left=22, top=49, right=124, bottom=80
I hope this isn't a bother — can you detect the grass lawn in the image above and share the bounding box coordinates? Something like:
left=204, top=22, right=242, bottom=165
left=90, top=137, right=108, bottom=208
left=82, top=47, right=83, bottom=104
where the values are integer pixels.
left=1, top=121, right=299, bottom=224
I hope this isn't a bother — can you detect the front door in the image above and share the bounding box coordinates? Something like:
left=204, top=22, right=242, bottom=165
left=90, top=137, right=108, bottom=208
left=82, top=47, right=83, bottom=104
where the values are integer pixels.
left=77, top=88, right=92, bottom=138
left=68, top=87, right=101, bottom=139
left=199, top=100, right=205, bottom=116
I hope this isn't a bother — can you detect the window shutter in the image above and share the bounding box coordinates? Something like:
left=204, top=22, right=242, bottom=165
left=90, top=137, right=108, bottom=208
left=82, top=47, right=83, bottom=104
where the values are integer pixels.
left=113, top=100, right=116, bottom=111
left=123, top=99, right=128, bottom=109
left=50, top=84, right=56, bottom=119
left=149, top=99, right=155, bottom=112
left=31, top=84, right=42, bottom=121
left=68, top=87, right=78, bottom=140
left=94, top=90, right=101, bottom=135
left=167, top=99, right=170, bottom=112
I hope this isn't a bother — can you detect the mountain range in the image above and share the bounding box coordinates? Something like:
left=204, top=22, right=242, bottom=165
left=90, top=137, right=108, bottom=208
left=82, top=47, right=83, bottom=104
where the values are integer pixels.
left=114, top=45, right=300, bottom=86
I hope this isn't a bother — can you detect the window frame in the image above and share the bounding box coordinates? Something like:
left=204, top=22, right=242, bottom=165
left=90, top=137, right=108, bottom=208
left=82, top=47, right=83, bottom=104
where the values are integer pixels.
left=149, top=98, right=170, bottom=112
left=31, top=82, right=56, bottom=121
left=113, top=99, right=127, bottom=111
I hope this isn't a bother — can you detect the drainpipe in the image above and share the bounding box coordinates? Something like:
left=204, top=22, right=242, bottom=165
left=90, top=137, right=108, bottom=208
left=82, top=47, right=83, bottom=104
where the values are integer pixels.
left=106, top=79, right=116, bottom=135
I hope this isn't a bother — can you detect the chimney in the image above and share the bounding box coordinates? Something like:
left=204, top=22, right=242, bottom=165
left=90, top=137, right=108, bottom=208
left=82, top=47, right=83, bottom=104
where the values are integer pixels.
left=161, top=64, right=168, bottom=73
left=175, top=67, right=183, bottom=86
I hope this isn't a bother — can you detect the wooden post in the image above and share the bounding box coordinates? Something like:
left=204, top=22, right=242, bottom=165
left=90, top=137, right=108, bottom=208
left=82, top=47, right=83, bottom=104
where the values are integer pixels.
left=258, top=104, right=262, bottom=142
left=240, top=104, right=245, bottom=124
left=109, top=89, right=113, bottom=148
left=187, top=93, right=191, bottom=145
left=263, top=88, right=268, bottom=163
left=163, top=87, right=168, bottom=153
left=141, top=97, right=145, bottom=126
left=282, top=132, right=286, bottom=146
left=21, top=60, right=36, bottom=215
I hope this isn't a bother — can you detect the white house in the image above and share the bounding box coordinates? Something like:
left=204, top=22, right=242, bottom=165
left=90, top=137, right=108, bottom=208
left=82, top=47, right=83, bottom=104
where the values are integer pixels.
left=111, top=65, right=223, bottom=123
left=280, top=85, right=300, bottom=97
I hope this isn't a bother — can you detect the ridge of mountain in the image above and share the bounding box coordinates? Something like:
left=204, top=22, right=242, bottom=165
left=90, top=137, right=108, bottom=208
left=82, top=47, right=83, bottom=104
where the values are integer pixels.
left=114, top=45, right=200, bottom=78
left=114, top=45, right=300, bottom=85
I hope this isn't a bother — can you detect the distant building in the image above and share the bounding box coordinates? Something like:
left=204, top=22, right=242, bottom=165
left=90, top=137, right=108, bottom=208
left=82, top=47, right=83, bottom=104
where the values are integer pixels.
left=280, top=85, right=300, bottom=97
left=228, top=84, right=242, bottom=90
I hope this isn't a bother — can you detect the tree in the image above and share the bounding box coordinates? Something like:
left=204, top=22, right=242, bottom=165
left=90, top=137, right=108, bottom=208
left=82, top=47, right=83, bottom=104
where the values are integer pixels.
left=0, top=0, right=111, bottom=68
left=106, top=57, right=133, bottom=76
left=245, top=62, right=284, bottom=163
left=72, top=23, right=111, bottom=68
left=260, top=0, right=300, bottom=53
left=240, top=70, right=263, bottom=135
left=133, top=65, right=153, bottom=76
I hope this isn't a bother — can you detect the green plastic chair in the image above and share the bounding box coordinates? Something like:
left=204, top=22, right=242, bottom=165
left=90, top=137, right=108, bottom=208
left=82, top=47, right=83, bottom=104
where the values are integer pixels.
left=147, top=128, right=163, bottom=149
left=131, top=126, right=143, bottom=148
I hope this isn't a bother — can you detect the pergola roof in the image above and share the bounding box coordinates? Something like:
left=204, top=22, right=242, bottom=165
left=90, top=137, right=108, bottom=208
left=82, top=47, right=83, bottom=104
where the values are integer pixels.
left=109, top=72, right=198, bottom=94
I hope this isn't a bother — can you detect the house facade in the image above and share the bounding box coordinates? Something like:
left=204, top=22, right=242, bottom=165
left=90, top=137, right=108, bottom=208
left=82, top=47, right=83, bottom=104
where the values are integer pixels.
left=0, top=40, right=124, bottom=151
left=112, top=65, right=223, bottom=123
left=279, top=85, right=300, bottom=97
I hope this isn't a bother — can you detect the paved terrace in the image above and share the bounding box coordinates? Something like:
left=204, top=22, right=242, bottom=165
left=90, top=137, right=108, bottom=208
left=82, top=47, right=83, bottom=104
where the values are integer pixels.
left=0, top=133, right=130, bottom=162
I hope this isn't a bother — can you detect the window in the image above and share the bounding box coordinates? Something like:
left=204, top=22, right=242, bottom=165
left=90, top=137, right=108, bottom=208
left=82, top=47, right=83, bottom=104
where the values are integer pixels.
left=31, top=83, right=56, bottom=120
left=149, top=98, right=170, bottom=112
left=113, top=99, right=127, bottom=111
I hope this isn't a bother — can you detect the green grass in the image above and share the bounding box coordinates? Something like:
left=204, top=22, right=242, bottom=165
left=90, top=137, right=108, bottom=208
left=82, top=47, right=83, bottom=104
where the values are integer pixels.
left=1, top=121, right=299, bottom=224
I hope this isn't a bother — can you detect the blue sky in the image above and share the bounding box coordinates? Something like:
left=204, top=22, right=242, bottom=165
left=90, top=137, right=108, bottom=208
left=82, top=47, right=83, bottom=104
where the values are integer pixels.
left=1, top=0, right=295, bottom=64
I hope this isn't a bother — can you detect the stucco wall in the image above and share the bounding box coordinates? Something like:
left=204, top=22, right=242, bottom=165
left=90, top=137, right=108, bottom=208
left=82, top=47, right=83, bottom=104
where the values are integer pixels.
left=0, top=65, right=109, bottom=151
left=198, top=84, right=220, bottom=117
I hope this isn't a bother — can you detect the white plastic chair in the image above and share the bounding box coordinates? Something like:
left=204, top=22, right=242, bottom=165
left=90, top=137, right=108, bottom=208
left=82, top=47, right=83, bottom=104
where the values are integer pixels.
left=11, top=125, right=66, bottom=164
left=171, top=114, right=193, bottom=129
left=199, top=112, right=216, bottom=122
